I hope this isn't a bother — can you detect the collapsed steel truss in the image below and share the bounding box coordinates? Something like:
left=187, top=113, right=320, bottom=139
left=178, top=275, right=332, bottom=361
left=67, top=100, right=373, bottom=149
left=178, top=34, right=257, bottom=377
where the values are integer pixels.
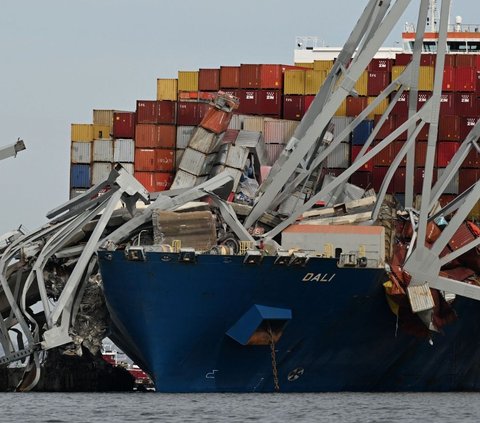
left=2, top=0, right=480, bottom=390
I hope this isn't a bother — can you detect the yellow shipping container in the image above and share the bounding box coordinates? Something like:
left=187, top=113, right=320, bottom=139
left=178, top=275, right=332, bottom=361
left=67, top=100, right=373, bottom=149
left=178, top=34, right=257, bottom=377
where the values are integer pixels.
left=313, top=60, right=334, bottom=72
left=418, top=66, right=434, bottom=91
left=294, top=62, right=314, bottom=69
left=157, top=78, right=178, bottom=101
left=367, top=97, right=390, bottom=119
left=178, top=71, right=199, bottom=92
left=93, top=124, right=111, bottom=140
left=468, top=201, right=480, bottom=220
left=354, top=70, right=368, bottom=96
left=305, top=70, right=327, bottom=95
left=71, top=124, right=93, bottom=142
left=335, top=98, right=347, bottom=116
left=284, top=69, right=306, bottom=95
left=93, top=110, right=115, bottom=126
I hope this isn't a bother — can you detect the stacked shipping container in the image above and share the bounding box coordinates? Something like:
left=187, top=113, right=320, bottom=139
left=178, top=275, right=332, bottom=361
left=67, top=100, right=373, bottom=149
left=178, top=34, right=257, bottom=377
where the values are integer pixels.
left=68, top=53, right=480, bottom=219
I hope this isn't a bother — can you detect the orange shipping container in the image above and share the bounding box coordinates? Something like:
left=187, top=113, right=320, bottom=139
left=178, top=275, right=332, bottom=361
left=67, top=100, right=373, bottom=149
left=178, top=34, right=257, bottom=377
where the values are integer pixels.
left=220, top=66, right=240, bottom=88
left=135, top=124, right=176, bottom=148
left=155, top=149, right=175, bottom=172
left=134, top=148, right=156, bottom=171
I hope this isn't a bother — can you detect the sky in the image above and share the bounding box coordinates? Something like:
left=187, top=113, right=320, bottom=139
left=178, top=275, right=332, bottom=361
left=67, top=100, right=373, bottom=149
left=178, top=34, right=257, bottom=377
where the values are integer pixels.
left=0, top=0, right=479, bottom=234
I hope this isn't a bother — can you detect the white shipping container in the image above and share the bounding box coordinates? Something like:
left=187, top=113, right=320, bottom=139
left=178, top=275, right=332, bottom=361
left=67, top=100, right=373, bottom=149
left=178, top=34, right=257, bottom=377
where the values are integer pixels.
left=332, top=116, right=354, bottom=143
left=176, top=126, right=196, bottom=149
left=176, top=148, right=185, bottom=170
left=326, top=142, right=350, bottom=168
left=179, top=148, right=216, bottom=176
left=93, top=139, right=114, bottom=162
left=92, top=162, right=112, bottom=185
left=210, top=165, right=242, bottom=191
left=263, top=119, right=299, bottom=144
left=215, top=144, right=249, bottom=170
left=437, top=168, right=459, bottom=195
left=114, top=139, right=135, bottom=163
left=171, top=170, right=208, bottom=189
left=227, top=114, right=243, bottom=130
left=71, top=141, right=91, bottom=164
left=118, top=162, right=134, bottom=174
left=243, top=116, right=265, bottom=133
left=235, top=130, right=262, bottom=147
left=265, top=143, right=285, bottom=166
left=188, top=127, right=222, bottom=154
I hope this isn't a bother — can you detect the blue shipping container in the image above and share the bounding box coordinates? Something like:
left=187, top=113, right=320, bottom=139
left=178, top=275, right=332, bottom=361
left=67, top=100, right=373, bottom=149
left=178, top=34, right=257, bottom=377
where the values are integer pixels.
left=352, top=120, right=374, bottom=145
left=71, top=164, right=91, bottom=188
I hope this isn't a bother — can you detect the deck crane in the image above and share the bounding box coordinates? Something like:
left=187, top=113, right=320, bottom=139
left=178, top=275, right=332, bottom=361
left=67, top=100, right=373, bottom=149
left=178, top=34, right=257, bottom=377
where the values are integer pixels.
left=2, top=0, right=480, bottom=390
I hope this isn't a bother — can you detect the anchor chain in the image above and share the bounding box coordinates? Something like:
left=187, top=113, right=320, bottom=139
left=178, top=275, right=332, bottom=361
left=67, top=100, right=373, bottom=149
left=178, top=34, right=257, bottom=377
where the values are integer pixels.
left=267, top=324, right=280, bottom=392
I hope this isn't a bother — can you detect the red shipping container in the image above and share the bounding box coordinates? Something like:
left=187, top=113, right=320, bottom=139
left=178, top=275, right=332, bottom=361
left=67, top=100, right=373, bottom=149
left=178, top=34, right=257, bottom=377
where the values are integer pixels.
left=455, top=93, right=479, bottom=117
left=237, top=90, right=259, bottom=115
left=440, top=92, right=455, bottom=115
left=200, top=108, right=232, bottom=134
left=444, top=54, right=456, bottom=68
left=454, top=68, right=477, bottom=92
left=156, top=101, right=176, bottom=124
left=372, top=166, right=394, bottom=193
left=437, top=141, right=460, bottom=167
left=460, top=116, right=479, bottom=140
left=394, top=53, right=412, bottom=66
left=177, top=102, right=201, bottom=126
left=283, top=95, right=304, bottom=121
left=113, top=112, right=135, bottom=139
left=155, top=149, right=175, bottom=172
left=420, top=54, right=436, bottom=66
left=373, top=141, right=394, bottom=166
left=198, top=68, right=220, bottom=91
left=220, top=66, right=240, bottom=88
left=438, top=115, right=461, bottom=141
left=350, top=171, right=373, bottom=190
left=417, top=91, right=431, bottom=111
left=346, top=96, right=368, bottom=117
left=442, top=67, right=456, bottom=92
left=304, top=95, right=315, bottom=112
left=259, top=64, right=283, bottom=89
left=455, top=55, right=478, bottom=68
left=136, top=100, right=157, bottom=124
left=464, top=148, right=480, bottom=168
left=257, top=90, right=282, bottom=116
left=135, top=124, right=176, bottom=148
left=459, top=169, right=479, bottom=193
left=367, top=71, right=390, bottom=96
left=351, top=145, right=373, bottom=171
left=374, top=114, right=397, bottom=140
left=222, top=129, right=239, bottom=144
left=134, top=171, right=155, bottom=192
left=368, top=58, right=393, bottom=72
left=415, top=141, right=428, bottom=167
left=414, top=167, right=437, bottom=194
left=239, top=64, right=261, bottom=89
left=393, top=167, right=406, bottom=193
left=390, top=92, right=409, bottom=117
left=392, top=141, right=407, bottom=166
left=134, top=148, right=156, bottom=171
left=154, top=172, right=174, bottom=191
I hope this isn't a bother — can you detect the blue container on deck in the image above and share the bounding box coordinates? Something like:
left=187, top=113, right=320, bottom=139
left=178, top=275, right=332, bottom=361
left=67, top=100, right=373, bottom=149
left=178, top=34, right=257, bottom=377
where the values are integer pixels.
left=352, top=120, right=374, bottom=145
left=70, top=164, right=91, bottom=188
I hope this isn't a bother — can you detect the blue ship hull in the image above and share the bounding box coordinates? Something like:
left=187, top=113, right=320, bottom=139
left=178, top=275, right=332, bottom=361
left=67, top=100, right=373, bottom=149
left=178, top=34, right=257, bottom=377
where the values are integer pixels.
left=98, top=251, right=480, bottom=392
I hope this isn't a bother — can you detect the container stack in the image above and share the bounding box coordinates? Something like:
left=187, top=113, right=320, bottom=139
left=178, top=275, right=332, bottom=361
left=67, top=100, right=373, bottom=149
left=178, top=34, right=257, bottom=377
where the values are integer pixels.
left=134, top=99, right=176, bottom=192
left=68, top=53, right=480, bottom=219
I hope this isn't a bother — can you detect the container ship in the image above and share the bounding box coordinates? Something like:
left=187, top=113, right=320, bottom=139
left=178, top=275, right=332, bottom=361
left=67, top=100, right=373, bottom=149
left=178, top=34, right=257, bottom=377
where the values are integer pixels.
left=3, top=0, right=480, bottom=393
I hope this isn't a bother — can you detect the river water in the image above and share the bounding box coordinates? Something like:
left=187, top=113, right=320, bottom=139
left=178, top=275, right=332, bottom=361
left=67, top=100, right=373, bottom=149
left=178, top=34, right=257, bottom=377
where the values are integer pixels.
left=1, top=392, right=479, bottom=422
